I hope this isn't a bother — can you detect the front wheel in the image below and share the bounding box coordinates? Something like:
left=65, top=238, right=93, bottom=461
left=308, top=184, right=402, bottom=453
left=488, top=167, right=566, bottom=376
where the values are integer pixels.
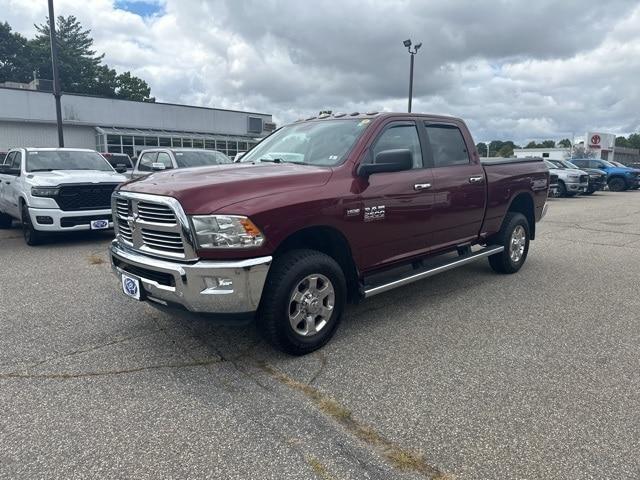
left=488, top=212, right=530, bottom=274
left=608, top=177, right=627, bottom=192
left=557, top=181, right=567, bottom=197
left=258, top=249, right=346, bottom=355
left=22, top=204, right=45, bottom=246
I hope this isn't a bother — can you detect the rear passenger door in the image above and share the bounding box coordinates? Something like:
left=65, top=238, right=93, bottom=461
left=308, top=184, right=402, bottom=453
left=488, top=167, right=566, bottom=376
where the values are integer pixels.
left=422, top=122, right=486, bottom=251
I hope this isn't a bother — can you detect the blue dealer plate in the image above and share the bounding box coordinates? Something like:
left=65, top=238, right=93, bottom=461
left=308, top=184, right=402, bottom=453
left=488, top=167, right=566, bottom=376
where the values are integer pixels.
left=90, top=219, right=109, bottom=230
left=121, top=274, right=141, bottom=300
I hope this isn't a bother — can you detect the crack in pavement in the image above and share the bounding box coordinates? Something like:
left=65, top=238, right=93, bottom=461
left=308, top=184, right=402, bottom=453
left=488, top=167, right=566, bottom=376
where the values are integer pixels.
left=258, top=362, right=454, bottom=480
left=0, top=357, right=224, bottom=380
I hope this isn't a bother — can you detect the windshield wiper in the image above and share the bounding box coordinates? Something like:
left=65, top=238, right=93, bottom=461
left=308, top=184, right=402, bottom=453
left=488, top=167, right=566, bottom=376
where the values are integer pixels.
left=259, top=157, right=284, bottom=163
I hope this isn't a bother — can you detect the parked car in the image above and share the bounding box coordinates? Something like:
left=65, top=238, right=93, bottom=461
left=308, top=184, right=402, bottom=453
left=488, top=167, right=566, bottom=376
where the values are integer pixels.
left=543, top=159, right=589, bottom=197
left=0, top=148, right=126, bottom=245
left=548, top=159, right=606, bottom=195
left=131, top=148, right=232, bottom=179
left=608, top=160, right=640, bottom=188
left=570, top=158, right=640, bottom=191
left=101, top=153, right=134, bottom=179
left=110, top=112, right=549, bottom=354
left=234, top=152, right=246, bottom=162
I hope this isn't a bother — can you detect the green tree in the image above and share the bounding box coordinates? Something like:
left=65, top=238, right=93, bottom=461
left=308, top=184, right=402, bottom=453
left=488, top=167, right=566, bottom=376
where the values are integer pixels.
left=115, top=71, right=152, bottom=101
left=476, top=142, right=488, bottom=157
left=497, top=144, right=514, bottom=157
left=627, top=133, right=640, bottom=149
left=558, top=138, right=572, bottom=148
left=616, top=136, right=629, bottom=147
left=525, top=141, right=538, bottom=148
left=540, top=140, right=556, bottom=148
left=0, top=22, right=33, bottom=83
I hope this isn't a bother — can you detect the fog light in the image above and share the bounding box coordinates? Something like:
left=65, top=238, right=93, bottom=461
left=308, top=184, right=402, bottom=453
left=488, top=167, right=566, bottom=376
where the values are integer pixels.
left=36, top=216, right=53, bottom=225
left=202, top=277, right=234, bottom=294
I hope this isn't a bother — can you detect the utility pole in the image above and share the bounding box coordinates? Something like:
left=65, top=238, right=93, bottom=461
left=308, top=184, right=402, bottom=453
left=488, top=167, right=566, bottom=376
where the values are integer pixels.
left=403, top=39, right=422, bottom=113
left=48, top=0, right=64, bottom=147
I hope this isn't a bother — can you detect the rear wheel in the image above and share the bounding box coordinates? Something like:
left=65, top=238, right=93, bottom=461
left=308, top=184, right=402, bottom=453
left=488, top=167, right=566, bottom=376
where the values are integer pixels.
left=488, top=212, right=530, bottom=274
left=0, top=211, right=12, bottom=228
left=258, top=249, right=346, bottom=355
left=608, top=177, right=627, bottom=192
left=21, top=204, right=45, bottom=246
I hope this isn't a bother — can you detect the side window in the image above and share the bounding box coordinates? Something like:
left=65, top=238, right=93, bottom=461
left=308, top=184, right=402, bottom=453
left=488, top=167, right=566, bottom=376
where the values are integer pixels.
left=156, top=152, right=173, bottom=169
left=4, top=152, right=16, bottom=166
left=11, top=152, right=22, bottom=170
left=425, top=124, right=470, bottom=168
left=137, top=152, right=158, bottom=172
left=372, top=124, right=422, bottom=168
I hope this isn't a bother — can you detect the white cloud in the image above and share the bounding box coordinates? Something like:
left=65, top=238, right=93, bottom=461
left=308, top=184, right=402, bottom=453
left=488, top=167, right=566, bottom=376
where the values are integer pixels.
left=2, top=0, right=639, bottom=144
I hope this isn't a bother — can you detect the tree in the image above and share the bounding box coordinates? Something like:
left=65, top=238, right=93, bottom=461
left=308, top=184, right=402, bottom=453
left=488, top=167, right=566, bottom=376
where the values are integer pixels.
left=558, top=138, right=572, bottom=148
left=497, top=144, right=514, bottom=157
left=0, top=22, right=33, bottom=83
left=525, top=141, right=538, bottom=148
left=540, top=140, right=556, bottom=148
left=115, top=71, right=152, bottom=101
left=627, top=133, right=640, bottom=150
left=476, top=142, right=488, bottom=157
left=571, top=144, right=594, bottom=159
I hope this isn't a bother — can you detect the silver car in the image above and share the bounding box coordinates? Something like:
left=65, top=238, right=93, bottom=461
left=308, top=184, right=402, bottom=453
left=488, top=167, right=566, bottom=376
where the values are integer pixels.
left=131, top=148, right=232, bottom=179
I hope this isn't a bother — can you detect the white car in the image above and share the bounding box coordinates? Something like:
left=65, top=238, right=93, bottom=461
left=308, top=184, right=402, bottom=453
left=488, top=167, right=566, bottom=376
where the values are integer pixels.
left=0, top=148, right=127, bottom=245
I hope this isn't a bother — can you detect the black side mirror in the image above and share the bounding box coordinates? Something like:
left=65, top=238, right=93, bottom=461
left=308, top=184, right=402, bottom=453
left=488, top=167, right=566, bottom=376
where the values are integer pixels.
left=357, top=149, right=413, bottom=177
left=114, top=164, right=128, bottom=174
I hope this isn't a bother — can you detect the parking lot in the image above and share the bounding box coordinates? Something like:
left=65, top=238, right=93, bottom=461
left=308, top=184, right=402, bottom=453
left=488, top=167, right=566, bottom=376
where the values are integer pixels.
left=1, top=191, right=639, bottom=479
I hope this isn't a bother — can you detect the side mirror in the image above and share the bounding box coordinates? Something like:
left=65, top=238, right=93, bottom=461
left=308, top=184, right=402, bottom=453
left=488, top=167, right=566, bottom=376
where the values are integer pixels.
left=151, top=162, right=167, bottom=171
left=357, top=149, right=413, bottom=177
left=114, top=164, right=128, bottom=174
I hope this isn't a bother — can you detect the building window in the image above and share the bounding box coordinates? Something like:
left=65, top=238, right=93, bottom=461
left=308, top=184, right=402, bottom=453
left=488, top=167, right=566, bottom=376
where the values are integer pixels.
left=134, top=137, right=145, bottom=146
left=123, top=146, right=134, bottom=156
left=248, top=117, right=263, bottom=134
left=182, top=138, right=192, bottom=147
left=216, top=141, right=226, bottom=153
left=145, top=136, right=158, bottom=146
left=122, top=136, right=133, bottom=146
left=171, top=138, right=182, bottom=147
left=193, top=139, right=204, bottom=148
left=159, top=137, right=171, bottom=147
left=107, top=145, right=122, bottom=153
left=107, top=134, right=120, bottom=145
left=239, top=142, right=247, bottom=151
left=205, top=140, right=215, bottom=150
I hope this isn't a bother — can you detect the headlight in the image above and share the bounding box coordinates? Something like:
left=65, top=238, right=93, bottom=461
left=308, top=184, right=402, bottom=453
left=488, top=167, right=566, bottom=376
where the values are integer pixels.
left=31, top=187, right=59, bottom=197
left=191, top=215, right=265, bottom=249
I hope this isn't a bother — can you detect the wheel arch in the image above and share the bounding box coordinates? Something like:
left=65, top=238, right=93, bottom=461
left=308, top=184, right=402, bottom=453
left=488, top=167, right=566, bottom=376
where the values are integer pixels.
left=506, top=192, right=536, bottom=239
left=274, top=225, right=360, bottom=301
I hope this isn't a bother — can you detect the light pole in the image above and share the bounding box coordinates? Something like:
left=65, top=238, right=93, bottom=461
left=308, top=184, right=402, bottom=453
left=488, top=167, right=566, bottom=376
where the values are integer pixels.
left=48, top=0, right=64, bottom=147
left=403, top=39, right=421, bottom=113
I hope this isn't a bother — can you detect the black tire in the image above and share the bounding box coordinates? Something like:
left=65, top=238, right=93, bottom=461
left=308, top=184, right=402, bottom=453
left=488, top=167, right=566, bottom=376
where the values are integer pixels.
left=557, top=181, right=567, bottom=197
left=0, top=212, right=12, bottom=228
left=608, top=177, right=627, bottom=192
left=21, top=203, right=45, bottom=246
left=584, top=190, right=595, bottom=195
left=488, top=212, right=530, bottom=274
left=258, top=249, right=346, bottom=355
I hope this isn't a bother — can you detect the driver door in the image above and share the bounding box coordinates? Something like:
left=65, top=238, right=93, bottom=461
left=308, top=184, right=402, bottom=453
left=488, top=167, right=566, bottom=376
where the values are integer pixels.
left=353, top=121, right=435, bottom=270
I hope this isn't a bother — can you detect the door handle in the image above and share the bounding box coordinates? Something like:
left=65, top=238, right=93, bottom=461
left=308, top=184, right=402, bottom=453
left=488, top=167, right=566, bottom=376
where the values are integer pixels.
left=469, top=176, right=484, bottom=184
left=414, top=183, right=432, bottom=191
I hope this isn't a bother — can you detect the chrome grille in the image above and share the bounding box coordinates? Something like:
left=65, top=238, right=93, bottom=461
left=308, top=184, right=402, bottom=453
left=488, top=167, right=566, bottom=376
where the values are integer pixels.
left=111, top=191, right=196, bottom=260
left=141, top=229, right=184, bottom=254
left=137, top=202, right=176, bottom=224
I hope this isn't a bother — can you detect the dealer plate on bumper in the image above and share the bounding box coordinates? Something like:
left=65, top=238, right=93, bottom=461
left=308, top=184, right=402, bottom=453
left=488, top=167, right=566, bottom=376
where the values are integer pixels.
left=121, top=274, right=141, bottom=300
left=90, top=219, right=109, bottom=230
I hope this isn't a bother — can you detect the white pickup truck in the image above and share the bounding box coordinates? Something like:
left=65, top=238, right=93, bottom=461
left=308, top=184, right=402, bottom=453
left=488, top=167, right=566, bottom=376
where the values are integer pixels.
left=0, top=148, right=127, bottom=245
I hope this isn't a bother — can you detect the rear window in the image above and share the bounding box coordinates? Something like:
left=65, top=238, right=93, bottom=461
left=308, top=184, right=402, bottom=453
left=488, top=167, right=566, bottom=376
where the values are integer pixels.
left=103, top=154, right=133, bottom=169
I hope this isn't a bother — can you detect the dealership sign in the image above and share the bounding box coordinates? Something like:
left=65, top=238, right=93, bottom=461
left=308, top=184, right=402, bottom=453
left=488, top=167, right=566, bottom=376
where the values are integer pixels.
left=586, top=132, right=615, bottom=150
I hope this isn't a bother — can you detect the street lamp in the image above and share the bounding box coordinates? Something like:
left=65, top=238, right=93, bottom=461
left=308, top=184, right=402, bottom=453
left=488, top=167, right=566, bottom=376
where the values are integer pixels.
left=403, top=39, right=422, bottom=113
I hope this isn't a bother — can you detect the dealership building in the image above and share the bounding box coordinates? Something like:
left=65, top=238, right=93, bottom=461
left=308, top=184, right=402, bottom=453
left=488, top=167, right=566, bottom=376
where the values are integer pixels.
left=0, top=86, right=275, bottom=158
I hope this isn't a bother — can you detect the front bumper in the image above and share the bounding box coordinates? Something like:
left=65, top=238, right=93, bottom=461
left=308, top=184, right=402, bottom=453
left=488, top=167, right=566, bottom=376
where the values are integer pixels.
left=566, top=181, right=589, bottom=193
left=28, top=206, right=113, bottom=232
left=110, top=241, right=272, bottom=315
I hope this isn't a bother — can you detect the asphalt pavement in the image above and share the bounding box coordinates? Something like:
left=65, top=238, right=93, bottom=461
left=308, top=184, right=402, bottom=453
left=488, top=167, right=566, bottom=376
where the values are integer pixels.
left=1, top=191, right=639, bottom=479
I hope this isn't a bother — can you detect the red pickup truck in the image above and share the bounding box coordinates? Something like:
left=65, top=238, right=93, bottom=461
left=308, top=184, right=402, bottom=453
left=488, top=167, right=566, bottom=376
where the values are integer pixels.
left=110, top=113, right=549, bottom=354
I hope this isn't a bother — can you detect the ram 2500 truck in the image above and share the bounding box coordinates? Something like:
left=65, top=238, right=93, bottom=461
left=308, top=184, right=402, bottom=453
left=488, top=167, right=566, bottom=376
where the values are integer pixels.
left=110, top=113, right=549, bottom=354
left=0, top=148, right=126, bottom=245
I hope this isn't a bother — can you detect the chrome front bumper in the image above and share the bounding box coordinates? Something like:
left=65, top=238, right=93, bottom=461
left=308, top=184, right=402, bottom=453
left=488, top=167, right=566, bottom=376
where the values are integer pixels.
left=110, top=241, right=272, bottom=314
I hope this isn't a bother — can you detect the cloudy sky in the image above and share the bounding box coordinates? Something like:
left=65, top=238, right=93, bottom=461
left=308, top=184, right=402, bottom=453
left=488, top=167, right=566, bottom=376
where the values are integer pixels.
left=2, top=0, right=639, bottom=144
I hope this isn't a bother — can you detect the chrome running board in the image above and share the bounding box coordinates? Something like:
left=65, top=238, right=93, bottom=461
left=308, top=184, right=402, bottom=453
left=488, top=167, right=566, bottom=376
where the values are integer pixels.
left=363, top=245, right=504, bottom=298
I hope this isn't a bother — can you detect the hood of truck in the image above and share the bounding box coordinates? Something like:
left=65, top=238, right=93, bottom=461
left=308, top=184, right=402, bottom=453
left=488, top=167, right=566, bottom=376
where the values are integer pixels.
left=26, top=170, right=126, bottom=186
left=120, top=162, right=333, bottom=214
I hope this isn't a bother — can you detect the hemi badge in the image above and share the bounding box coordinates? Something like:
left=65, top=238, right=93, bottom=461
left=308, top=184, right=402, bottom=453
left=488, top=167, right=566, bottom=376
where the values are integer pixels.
left=346, top=208, right=361, bottom=217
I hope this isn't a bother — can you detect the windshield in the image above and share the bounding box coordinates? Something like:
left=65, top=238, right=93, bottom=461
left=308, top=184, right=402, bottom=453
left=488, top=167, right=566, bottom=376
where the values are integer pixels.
left=26, top=150, right=114, bottom=172
left=548, top=160, right=566, bottom=169
left=610, top=161, right=624, bottom=167
left=174, top=150, right=232, bottom=168
left=241, top=119, right=371, bottom=166
left=544, top=160, right=557, bottom=169
left=599, top=160, right=615, bottom=167
left=561, top=160, right=580, bottom=169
